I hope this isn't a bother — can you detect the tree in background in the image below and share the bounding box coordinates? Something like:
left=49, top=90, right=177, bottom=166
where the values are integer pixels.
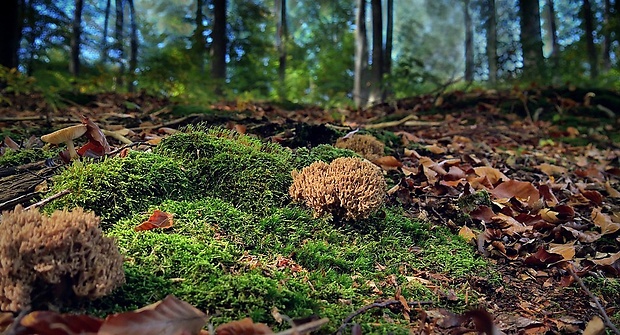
left=275, top=0, right=287, bottom=99
left=485, top=0, right=497, bottom=84
left=128, top=0, right=138, bottom=92
left=69, top=0, right=83, bottom=77
left=464, top=0, right=474, bottom=82
left=542, top=0, right=559, bottom=73
left=518, top=0, right=544, bottom=78
left=211, top=0, right=227, bottom=95
left=114, top=0, right=124, bottom=88
left=354, top=0, right=368, bottom=108
left=0, top=0, right=20, bottom=70
left=368, top=0, right=383, bottom=104
left=602, top=0, right=611, bottom=71
left=582, top=0, right=598, bottom=79
left=192, top=0, right=206, bottom=74
left=101, top=0, right=111, bottom=64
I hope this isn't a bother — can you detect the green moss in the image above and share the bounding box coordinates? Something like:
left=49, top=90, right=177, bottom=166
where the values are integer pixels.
left=154, top=127, right=294, bottom=213
left=0, top=147, right=59, bottom=167
left=80, top=199, right=491, bottom=333
left=292, top=144, right=359, bottom=169
left=44, top=151, right=190, bottom=224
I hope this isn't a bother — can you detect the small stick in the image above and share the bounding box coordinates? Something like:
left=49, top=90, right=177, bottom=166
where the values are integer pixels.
left=335, top=300, right=433, bottom=335
left=25, top=189, right=71, bottom=210
left=274, top=318, right=329, bottom=335
left=567, top=265, right=620, bottom=335
left=0, top=192, right=39, bottom=211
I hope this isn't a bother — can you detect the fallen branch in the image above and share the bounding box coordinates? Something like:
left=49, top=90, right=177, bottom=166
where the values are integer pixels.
left=0, top=192, right=39, bottom=212
left=335, top=300, right=433, bottom=335
left=567, top=265, right=620, bottom=335
left=25, top=189, right=71, bottom=210
left=362, top=114, right=417, bottom=129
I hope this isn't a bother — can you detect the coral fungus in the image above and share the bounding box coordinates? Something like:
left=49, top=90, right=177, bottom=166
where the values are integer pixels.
left=335, top=134, right=385, bottom=161
left=0, top=205, right=125, bottom=312
left=289, top=157, right=387, bottom=220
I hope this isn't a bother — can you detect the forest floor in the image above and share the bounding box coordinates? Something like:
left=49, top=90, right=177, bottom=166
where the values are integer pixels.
left=0, top=86, right=619, bottom=334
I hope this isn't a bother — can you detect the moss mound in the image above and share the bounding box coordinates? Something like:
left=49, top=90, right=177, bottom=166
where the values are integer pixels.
left=154, top=127, right=294, bottom=213
left=82, top=198, right=491, bottom=333
left=292, top=144, right=359, bottom=169
left=0, top=147, right=60, bottom=167
left=44, top=151, right=190, bottom=224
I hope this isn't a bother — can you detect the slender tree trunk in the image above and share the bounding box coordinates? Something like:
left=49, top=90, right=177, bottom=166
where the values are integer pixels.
left=70, top=0, right=84, bottom=77
left=382, top=0, right=393, bottom=99
left=24, top=0, right=35, bottom=75
left=486, top=0, right=497, bottom=84
left=544, top=0, right=559, bottom=71
left=211, top=0, right=227, bottom=95
left=193, top=0, right=206, bottom=73
left=518, top=0, right=544, bottom=78
left=464, top=0, right=474, bottom=82
left=127, top=0, right=137, bottom=92
left=101, top=0, right=111, bottom=63
left=369, top=0, right=383, bottom=104
left=602, top=0, right=611, bottom=71
left=275, top=0, right=287, bottom=99
left=582, top=0, right=598, bottom=79
left=0, top=0, right=20, bottom=70
left=354, top=0, right=368, bottom=108
left=114, top=0, right=124, bottom=88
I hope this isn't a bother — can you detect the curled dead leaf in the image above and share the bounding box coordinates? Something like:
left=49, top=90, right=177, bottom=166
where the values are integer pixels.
left=592, top=208, right=620, bottom=235
left=215, top=318, right=273, bottom=335
left=135, top=210, right=174, bottom=231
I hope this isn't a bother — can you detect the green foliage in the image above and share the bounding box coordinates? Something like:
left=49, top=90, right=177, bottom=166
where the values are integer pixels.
left=292, top=144, right=359, bottom=169
left=82, top=199, right=492, bottom=333
left=0, top=67, right=36, bottom=97
left=0, top=148, right=60, bottom=167
left=154, top=127, right=294, bottom=213
left=44, top=151, right=191, bottom=224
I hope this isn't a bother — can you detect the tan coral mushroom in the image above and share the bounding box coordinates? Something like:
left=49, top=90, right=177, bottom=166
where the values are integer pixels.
left=0, top=205, right=125, bottom=312
left=41, top=124, right=88, bottom=160
left=290, top=157, right=386, bottom=220
left=335, top=134, right=385, bottom=161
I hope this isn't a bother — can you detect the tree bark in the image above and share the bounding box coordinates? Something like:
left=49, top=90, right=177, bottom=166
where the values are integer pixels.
left=0, top=0, right=20, bottom=70
left=383, top=0, right=393, bottom=99
left=486, top=0, right=497, bottom=83
left=70, top=0, right=84, bottom=77
left=101, top=0, right=111, bottom=63
left=127, top=0, right=137, bottom=92
left=114, top=0, right=124, bottom=88
left=464, top=0, right=474, bottom=82
left=582, top=0, right=598, bottom=79
left=354, top=0, right=368, bottom=108
left=543, top=0, right=559, bottom=70
left=275, top=0, right=287, bottom=99
left=518, top=0, right=544, bottom=78
left=368, top=0, right=383, bottom=104
left=211, top=0, right=227, bottom=95
left=602, top=0, right=611, bottom=71
left=193, top=0, right=206, bottom=73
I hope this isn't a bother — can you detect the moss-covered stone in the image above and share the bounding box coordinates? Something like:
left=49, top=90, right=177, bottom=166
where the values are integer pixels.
left=80, top=198, right=492, bottom=333
left=44, top=151, right=190, bottom=224
left=154, top=127, right=294, bottom=213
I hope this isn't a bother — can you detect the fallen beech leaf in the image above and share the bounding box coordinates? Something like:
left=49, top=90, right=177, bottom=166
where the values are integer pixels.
left=583, top=316, right=605, bottom=335
left=604, top=181, right=620, bottom=198
left=215, top=318, right=272, bottom=335
left=470, top=206, right=495, bottom=223
left=592, top=208, right=620, bottom=235
left=471, top=166, right=508, bottom=185
left=424, top=144, right=446, bottom=154
left=81, top=116, right=111, bottom=155
left=562, top=226, right=601, bottom=243
left=98, top=295, right=208, bottom=335
left=4, top=136, right=20, bottom=150
left=538, top=184, right=559, bottom=207
left=0, top=313, right=14, bottom=333
left=548, top=242, right=576, bottom=261
left=524, top=246, right=563, bottom=267
left=16, top=311, right=102, bottom=335
left=539, top=208, right=560, bottom=223
left=458, top=226, right=477, bottom=242
left=536, top=163, right=567, bottom=176
left=489, top=180, right=540, bottom=207
left=372, top=155, right=402, bottom=169
left=135, top=210, right=174, bottom=231
left=581, top=190, right=603, bottom=206
left=591, top=252, right=620, bottom=266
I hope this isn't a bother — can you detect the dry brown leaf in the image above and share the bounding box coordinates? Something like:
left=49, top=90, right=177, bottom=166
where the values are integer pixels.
left=592, top=208, right=620, bottom=235
left=458, top=226, right=477, bottom=242
left=98, top=295, right=208, bottom=335
left=524, top=246, right=564, bottom=266
left=562, top=226, right=601, bottom=243
left=215, top=318, right=273, bottom=335
left=489, top=180, right=540, bottom=207
left=4, top=136, right=20, bottom=150
left=372, top=156, right=402, bottom=169
left=582, top=316, right=605, bottom=335
left=16, top=311, right=102, bottom=335
left=0, top=312, right=15, bottom=333
left=471, top=166, right=508, bottom=185
left=81, top=116, right=111, bottom=155
left=135, top=210, right=174, bottom=232
left=536, top=163, right=568, bottom=176
left=424, top=144, right=446, bottom=154
left=604, top=181, right=620, bottom=198
left=539, top=208, right=560, bottom=223
left=548, top=242, right=576, bottom=261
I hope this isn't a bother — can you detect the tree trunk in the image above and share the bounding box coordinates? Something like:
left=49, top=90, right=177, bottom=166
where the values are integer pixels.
left=211, top=0, right=227, bottom=95
left=543, top=0, right=559, bottom=71
left=464, top=0, right=474, bottom=82
left=354, top=0, right=369, bottom=108
left=101, top=0, right=111, bottom=63
left=382, top=0, right=393, bottom=99
left=127, top=0, right=137, bottom=92
left=193, top=0, right=206, bottom=73
left=70, top=0, right=84, bottom=77
left=602, top=0, right=611, bottom=71
left=582, top=0, right=598, bottom=79
left=0, top=0, right=20, bottom=70
left=486, top=0, right=497, bottom=84
left=275, top=0, right=287, bottom=99
left=114, top=0, right=124, bottom=88
left=368, top=0, right=383, bottom=105
left=518, top=0, right=544, bottom=78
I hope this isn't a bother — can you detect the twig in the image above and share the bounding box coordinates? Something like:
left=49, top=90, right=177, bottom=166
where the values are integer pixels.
left=274, top=318, right=329, bottom=335
left=107, top=142, right=157, bottom=157
left=567, top=265, right=620, bottom=335
left=335, top=300, right=433, bottom=335
left=25, top=189, right=70, bottom=210
left=3, top=309, right=29, bottom=335
left=363, top=114, right=418, bottom=129
left=0, top=192, right=39, bottom=212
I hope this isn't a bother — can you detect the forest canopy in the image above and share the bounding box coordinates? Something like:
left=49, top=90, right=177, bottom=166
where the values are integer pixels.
left=0, top=0, right=618, bottom=107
